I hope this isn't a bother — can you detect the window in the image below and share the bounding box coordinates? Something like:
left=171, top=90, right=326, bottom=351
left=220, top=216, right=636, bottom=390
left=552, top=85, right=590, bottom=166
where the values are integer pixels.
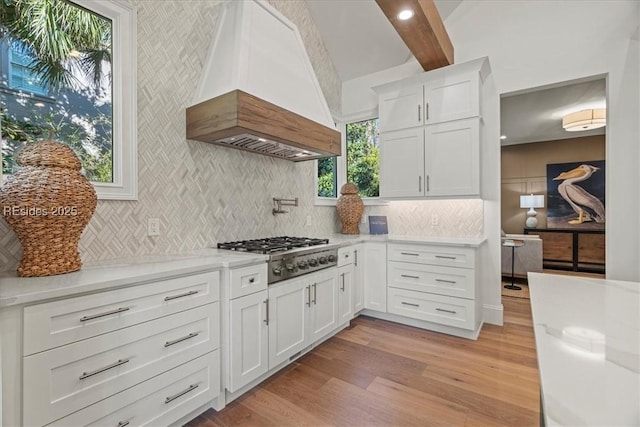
left=316, top=117, right=381, bottom=203
left=1, top=0, right=137, bottom=200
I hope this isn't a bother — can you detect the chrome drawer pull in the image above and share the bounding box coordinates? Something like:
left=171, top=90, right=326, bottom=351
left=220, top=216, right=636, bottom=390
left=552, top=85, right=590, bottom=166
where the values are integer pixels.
left=164, top=332, right=199, bottom=348
left=341, top=273, right=345, bottom=291
left=435, top=279, right=457, bottom=284
left=436, top=308, right=457, bottom=314
left=401, top=252, right=419, bottom=256
left=80, top=307, right=130, bottom=322
left=165, top=383, right=199, bottom=404
left=435, top=255, right=456, bottom=260
left=401, top=301, right=420, bottom=307
left=164, top=290, right=199, bottom=301
left=264, top=299, right=269, bottom=325
left=80, top=358, right=130, bottom=380
left=249, top=277, right=255, bottom=283
left=313, top=283, right=317, bottom=305
left=117, top=421, right=130, bottom=427
left=401, top=274, right=420, bottom=279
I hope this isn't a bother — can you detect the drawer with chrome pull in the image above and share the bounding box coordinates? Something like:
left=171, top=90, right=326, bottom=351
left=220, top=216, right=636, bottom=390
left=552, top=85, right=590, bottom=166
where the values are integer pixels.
left=49, top=350, right=220, bottom=427
left=387, top=243, right=475, bottom=269
left=337, top=246, right=357, bottom=267
left=23, top=302, right=219, bottom=427
left=387, top=287, right=475, bottom=330
left=388, top=261, right=474, bottom=299
left=23, top=271, right=220, bottom=356
left=229, top=263, right=268, bottom=299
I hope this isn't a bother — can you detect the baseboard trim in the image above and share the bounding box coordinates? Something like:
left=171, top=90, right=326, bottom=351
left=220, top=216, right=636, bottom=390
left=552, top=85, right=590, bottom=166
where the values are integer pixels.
left=483, top=303, right=504, bottom=326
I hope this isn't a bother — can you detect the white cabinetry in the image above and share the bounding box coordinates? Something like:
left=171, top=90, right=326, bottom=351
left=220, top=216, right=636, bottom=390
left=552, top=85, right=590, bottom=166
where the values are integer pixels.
left=375, top=58, right=489, bottom=199
left=20, top=271, right=222, bottom=427
left=268, top=268, right=338, bottom=369
left=363, top=242, right=387, bottom=312
left=387, top=243, right=480, bottom=337
left=338, top=263, right=354, bottom=325
left=352, top=244, right=364, bottom=313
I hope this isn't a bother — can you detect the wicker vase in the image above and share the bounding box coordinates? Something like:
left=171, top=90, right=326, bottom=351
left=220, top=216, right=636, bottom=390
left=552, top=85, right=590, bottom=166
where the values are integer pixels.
left=0, top=140, right=97, bottom=277
left=336, top=183, right=364, bottom=235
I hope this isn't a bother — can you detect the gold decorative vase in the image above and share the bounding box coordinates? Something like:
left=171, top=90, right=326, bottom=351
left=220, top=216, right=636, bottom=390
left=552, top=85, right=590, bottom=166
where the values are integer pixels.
left=0, top=140, right=97, bottom=277
left=336, top=183, right=364, bottom=234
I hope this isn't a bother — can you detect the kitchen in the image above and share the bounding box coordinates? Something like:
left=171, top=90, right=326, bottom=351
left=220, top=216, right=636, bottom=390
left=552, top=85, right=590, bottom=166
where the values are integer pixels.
left=0, top=0, right=639, bottom=426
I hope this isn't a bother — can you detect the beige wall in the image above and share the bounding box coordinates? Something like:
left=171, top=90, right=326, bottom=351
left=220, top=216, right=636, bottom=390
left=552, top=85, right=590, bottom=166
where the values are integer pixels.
left=501, top=135, right=605, bottom=234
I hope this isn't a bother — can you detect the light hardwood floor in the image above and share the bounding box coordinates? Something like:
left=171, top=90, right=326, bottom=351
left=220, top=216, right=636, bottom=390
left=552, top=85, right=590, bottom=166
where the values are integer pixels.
left=186, top=297, right=539, bottom=426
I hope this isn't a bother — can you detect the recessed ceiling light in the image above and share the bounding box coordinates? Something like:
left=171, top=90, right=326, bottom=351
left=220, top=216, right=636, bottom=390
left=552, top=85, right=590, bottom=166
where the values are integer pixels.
left=397, top=9, right=414, bottom=20
left=500, top=135, right=507, bottom=140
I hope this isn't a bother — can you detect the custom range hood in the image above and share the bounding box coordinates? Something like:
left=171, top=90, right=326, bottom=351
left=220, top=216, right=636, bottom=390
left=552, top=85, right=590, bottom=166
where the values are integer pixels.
left=186, top=0, right=341, bottom=161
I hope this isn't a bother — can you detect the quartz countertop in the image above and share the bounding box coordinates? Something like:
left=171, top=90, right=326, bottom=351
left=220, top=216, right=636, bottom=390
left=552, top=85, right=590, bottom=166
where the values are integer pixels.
left=0, top=249, right=268, bottom=308
left=528, top=272, right=640, bottom=426
left=326, top=233, right=486, bottom=248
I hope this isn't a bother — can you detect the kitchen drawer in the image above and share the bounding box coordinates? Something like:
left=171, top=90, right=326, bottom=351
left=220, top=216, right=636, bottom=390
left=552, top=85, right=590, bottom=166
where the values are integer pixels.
left=230, top=263, right=268, bottom=299
left=388, top=261, right=474, bottom=299
left=23, top=303, right=219, bottom=427
left=49, top=350, right=220, bottom=427
left=337, top=246, right=356, bottom=267
left=23, top=271, right=219, bottom=356
left=388, top=287, right=475, bottom=330
left=388, top=243, right=475, bottom=269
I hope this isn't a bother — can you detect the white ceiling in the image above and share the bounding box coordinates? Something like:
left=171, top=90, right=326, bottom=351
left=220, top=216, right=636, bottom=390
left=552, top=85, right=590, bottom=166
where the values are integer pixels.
left=500, top=79, right=606, bottom=146
left=305, top=0, right=462, bottom=82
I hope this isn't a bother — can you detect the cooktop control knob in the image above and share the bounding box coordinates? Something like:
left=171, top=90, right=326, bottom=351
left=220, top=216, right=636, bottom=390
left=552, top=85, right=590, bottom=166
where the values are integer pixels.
left=297, top=260, right=308, bottom=269
left=308, top=258, right=318, bottom=267
left=327, top=254, right=337, bottom=262
left=319, top=256, right=327, bottom=264
left=272, top=267, right=282, bottom=275
left=285, top=263, right=295, bottom=271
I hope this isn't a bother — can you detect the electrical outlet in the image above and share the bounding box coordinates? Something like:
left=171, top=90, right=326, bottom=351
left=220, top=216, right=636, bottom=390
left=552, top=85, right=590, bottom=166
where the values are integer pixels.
left=305, top=215, right=312, bottom=227
left=431, top=214, right=439, bottom=226
left=147, top=218, right=160, bottom=236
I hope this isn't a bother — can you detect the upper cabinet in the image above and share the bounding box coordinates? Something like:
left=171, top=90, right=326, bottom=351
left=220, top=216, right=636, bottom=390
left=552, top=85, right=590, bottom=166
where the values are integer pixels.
left=375, top=58, right=490, bottom=199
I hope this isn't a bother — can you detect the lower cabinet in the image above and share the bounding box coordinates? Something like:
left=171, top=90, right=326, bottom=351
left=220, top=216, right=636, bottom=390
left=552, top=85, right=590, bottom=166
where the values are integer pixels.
left=338, top=263, right=354, bottom=325
left=363, top=242, right=387, bottom=312
left=352, top=244, right=364, bottom=313
left=268, top=268, right=338, bottom=369
left=228, top=289, right=268, bottom=392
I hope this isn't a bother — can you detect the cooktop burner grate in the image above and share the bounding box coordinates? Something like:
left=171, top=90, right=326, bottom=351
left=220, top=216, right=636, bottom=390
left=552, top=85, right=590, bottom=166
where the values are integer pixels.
left=217, top=236, right=329, bottom=254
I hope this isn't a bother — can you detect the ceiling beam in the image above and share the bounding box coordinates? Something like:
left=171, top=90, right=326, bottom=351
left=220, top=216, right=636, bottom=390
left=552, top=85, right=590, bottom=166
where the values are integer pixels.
left=375, top=0, right=454, bottom=71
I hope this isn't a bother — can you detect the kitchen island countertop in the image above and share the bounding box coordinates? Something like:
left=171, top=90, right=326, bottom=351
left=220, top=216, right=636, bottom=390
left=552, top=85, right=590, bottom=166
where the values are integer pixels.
left=528, top=272, right=640, bottom=426
left=0, top=249, right=267, bottom=308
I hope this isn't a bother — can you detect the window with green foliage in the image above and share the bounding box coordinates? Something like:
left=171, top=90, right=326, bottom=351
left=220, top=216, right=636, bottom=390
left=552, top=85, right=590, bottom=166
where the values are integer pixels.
left=1, top=0, right=137, bottom=200
left=346, top=118, right=379, bottom=197
left=317, top=156, right=337, bottom=197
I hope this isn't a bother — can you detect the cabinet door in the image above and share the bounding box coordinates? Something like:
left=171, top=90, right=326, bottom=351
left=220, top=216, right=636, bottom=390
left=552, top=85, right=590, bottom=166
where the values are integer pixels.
left=308, top=269, right=338, bottom=343
left=229, top=290, right=268, bottom=392
left=424, top=72, right=479, bottom=124
left=363, top=242, right=387, bottom=312
left=353, top=245, right=364, bottom=313
left=424, top=118, right=480, bottom=197
left=268, top=278, right=308, bottom=369
left=378, top=84, right=424, bottom=132
left=380, top=127, right=425, bottom=198
left=338, top=264, right=354, bottom=325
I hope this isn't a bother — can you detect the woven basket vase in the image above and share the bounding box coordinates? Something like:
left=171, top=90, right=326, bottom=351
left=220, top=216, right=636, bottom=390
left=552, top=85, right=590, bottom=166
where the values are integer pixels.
left=0, top=140, right=97, bottom=277
left=336, top=183, right=364, bottom=234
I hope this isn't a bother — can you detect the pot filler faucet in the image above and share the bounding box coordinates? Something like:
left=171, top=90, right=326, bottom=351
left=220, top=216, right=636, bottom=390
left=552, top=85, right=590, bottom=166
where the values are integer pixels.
left=272, top=197, right=298, bottom=215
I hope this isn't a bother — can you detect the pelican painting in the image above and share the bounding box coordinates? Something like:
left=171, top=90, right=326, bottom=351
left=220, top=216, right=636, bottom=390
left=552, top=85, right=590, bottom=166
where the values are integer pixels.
left=547, top=160, right=606, bottom=229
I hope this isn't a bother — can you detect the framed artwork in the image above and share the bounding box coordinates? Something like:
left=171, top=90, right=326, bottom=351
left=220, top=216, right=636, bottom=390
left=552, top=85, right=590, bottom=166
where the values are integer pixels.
left=546, top=160, right=605, bottom=229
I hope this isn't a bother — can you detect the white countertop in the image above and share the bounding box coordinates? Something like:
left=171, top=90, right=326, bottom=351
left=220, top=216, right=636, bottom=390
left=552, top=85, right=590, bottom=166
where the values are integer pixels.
left=528, top=272, right=640, bottom=426
left=326, top=233, right=486, bottom=248
left=0, top=249, right=267, bottom=308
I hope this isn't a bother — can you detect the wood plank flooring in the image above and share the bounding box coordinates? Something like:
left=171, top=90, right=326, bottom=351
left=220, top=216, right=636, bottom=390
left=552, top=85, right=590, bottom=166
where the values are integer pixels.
left=186, top=297, right=539, bottom=426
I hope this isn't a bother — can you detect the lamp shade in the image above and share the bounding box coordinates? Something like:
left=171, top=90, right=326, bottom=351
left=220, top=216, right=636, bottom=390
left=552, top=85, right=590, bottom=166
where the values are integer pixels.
left=520, top=194, right=544, bottom=209
left=562, top=109, right=606, bottom=132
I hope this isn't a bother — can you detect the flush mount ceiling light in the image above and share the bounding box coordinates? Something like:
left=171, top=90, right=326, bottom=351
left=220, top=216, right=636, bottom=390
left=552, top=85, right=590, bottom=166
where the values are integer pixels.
left=397, top=9, right=414, bottom=20
left=562, top=108, right=606, bottom=132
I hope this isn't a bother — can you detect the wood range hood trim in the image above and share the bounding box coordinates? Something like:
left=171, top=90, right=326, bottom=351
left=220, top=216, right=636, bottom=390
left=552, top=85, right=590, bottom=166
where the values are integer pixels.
left=186, top=90, right=341, bottom=161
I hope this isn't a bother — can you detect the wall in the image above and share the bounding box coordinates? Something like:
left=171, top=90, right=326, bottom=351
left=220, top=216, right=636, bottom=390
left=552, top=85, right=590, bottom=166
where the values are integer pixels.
left=0, top=0, right=342, bottom=271
left=501, top=135, right=606, bottom=234
left=446, top=0, right=640, bottom=282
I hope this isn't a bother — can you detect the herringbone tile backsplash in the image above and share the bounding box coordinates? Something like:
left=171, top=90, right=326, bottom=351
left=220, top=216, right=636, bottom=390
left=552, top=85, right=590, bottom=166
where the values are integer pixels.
left=0, top=0, right=482, bottom=272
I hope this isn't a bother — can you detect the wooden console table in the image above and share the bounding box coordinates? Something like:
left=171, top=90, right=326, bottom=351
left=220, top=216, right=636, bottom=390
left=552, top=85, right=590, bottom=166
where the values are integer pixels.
left=524, top=228, right=605, bottom=274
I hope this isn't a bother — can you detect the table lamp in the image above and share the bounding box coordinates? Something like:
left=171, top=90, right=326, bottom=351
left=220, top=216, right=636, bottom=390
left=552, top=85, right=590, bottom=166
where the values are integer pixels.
left=520, top=194, right=544, bottom=228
